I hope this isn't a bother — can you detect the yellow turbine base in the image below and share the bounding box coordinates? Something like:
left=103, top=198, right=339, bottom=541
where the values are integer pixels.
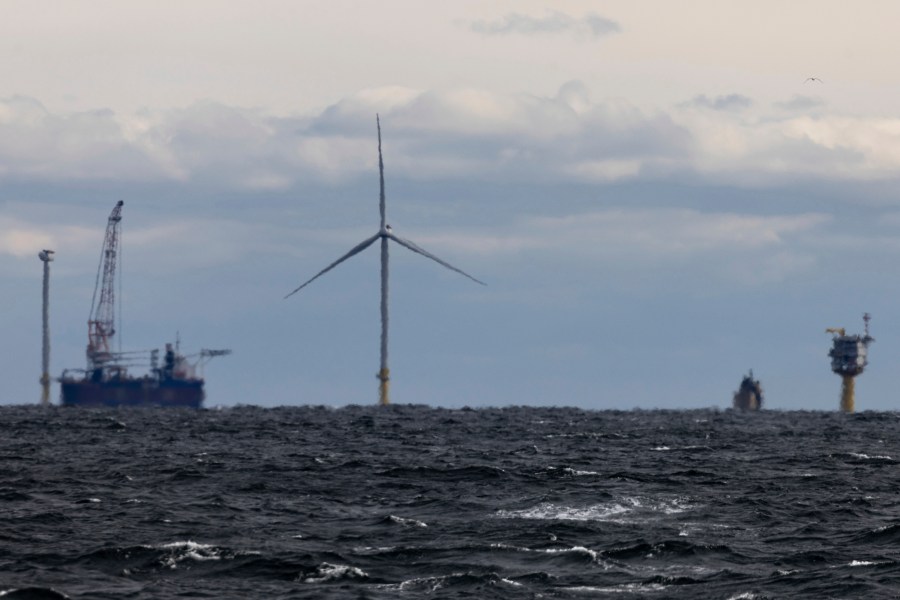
left=840, top=376, right=855, bottom=413
left=378, top=368, right=390, bottom=406
left=40, top=373, right=50, bottom=406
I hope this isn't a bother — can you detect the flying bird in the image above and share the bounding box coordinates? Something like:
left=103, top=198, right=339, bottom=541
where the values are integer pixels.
left=805, top=77, right=823, bottom=83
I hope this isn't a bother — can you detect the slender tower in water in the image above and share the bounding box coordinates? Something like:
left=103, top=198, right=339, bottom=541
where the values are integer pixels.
left=827, top=313, right=873, bottom=413
left=38, top=249, right=55, bottom=405
left=284, top=116, right=484, bottom=406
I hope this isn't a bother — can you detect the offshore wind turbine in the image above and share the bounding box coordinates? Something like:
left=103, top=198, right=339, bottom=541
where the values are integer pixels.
left=286, top=115, right=485, bottom=406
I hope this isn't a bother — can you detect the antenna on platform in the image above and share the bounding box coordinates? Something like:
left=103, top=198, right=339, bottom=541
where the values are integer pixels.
left=285, top=115, right=485, bottom=405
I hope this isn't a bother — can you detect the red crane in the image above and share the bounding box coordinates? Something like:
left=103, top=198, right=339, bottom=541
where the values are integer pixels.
left=87, top=200, right=124, bottom=372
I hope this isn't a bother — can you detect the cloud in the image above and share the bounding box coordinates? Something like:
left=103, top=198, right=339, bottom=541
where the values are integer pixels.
left=468, top=11, right=621, bottom=40
left=430, top=209, right=829, bottom=255
left=0, top=215, right=96, bottom=269
left=314, top=85, right=689, bottom=182
left=0, top=219, right=54, bottom=258
left=677, top=108, right=900, bottom=183
left=3, top=84, right=900, bottom=195
left=527, top=209, right=828, bottom=254
left=0, top=96, right=177, bottom=182
left=775, top=95, right=825, bottom=112
left=415, top=209, right=830, bottom=287
left=683, top=94, right=753, bottom=112
left=0, top=204, right=308, bottom=286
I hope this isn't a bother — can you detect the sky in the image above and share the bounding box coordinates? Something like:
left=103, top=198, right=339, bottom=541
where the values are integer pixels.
left=3, top=0, right=900, bottom=410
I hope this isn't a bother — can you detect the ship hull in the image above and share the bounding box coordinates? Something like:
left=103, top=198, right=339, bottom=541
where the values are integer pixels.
left=732, top=373, right=763, bottom=411
left=60, top=378, right=204, bottom=408
left=732, top=390, right=761, bottom=411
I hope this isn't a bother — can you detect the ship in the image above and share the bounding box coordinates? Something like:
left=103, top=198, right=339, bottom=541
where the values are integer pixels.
left=59, top=201, right=229, bottom=408
left=732, top=370, right=763, bottom=410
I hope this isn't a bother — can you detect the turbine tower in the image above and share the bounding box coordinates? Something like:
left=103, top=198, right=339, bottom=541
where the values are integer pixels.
left=38, top=249, right=55, bottom=404
left=286, top=115, right=484, bottom=405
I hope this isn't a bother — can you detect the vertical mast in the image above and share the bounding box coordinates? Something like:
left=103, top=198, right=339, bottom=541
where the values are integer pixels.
left=87, top=200, right=124, bottom=371
left=39, top=249, right=54, bottom=404
left=376, top=115, right=390, bottom=405
left=378, top=115, right=386, bottom=231
left=379, top=235, right=390, bottom=405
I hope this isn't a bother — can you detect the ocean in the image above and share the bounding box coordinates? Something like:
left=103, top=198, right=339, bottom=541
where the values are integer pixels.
left=2, top=404, right=900, bottom=599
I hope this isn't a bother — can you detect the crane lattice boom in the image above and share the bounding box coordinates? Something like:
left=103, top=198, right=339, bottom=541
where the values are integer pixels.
left=87, top=200, right=124, bottom=370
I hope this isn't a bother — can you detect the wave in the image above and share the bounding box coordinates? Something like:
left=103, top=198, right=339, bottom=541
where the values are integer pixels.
left=0, top=588, right=71, bottom=600
left=496, top=496, right=693, bottom=523
left=604, top=540, right=739, bottom=561
left=300, top=562, right=369, bottom=583
left=377, top=465, right=508, bottom=481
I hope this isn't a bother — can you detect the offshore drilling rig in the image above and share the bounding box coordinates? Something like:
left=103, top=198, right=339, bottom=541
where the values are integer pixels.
left=827, top=313, right=874, bottom=413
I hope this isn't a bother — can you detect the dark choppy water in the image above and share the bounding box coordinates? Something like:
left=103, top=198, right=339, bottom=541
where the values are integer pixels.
left=3, top=405, right=900, bottom=599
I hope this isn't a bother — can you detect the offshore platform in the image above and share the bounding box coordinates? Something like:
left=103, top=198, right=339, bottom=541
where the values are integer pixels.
left=827, top=313, right=874, bottom=413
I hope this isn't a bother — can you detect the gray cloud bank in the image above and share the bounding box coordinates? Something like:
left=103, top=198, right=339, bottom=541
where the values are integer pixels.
left=0, top=84, right=899, bottom=194
left=683, top=94, right=753, bottom=111
left=468, top=11, right=621, bottom=39
left=775, top=95, right=825, bottom=112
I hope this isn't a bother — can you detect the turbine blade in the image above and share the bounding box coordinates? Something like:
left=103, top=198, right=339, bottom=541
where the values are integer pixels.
left=377, top=115, right=386, bottom=228
left=285, top=233, right=381, bottom=299
left=387, top=232, right=486, bottom=286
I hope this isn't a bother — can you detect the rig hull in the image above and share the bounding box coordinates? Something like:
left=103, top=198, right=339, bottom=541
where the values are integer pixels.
left=60, top=377, right=204, bottom=408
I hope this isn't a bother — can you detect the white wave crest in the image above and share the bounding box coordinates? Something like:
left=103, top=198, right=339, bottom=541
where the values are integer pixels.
left=496, top=496, right=692, bottom=522
left=544, top=466, right=600, bottom=476
left=388, top=515, right=428, bottom=527
left=565, top=582, right=667, bottom=594
left=154, top=541, right=228, bottom=569
left=497, top=501, right=630, bottom=521
left=846, top=559, right=891, bottom=567
left=850, top=452, right=892, bottom=460
left=302, top=562, right=368, bottom=583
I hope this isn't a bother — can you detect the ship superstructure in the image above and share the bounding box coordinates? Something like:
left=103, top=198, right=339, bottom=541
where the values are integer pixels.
left=732, top=370, right=763, bottom=410
left=59, top=201, right=229, bottom=408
